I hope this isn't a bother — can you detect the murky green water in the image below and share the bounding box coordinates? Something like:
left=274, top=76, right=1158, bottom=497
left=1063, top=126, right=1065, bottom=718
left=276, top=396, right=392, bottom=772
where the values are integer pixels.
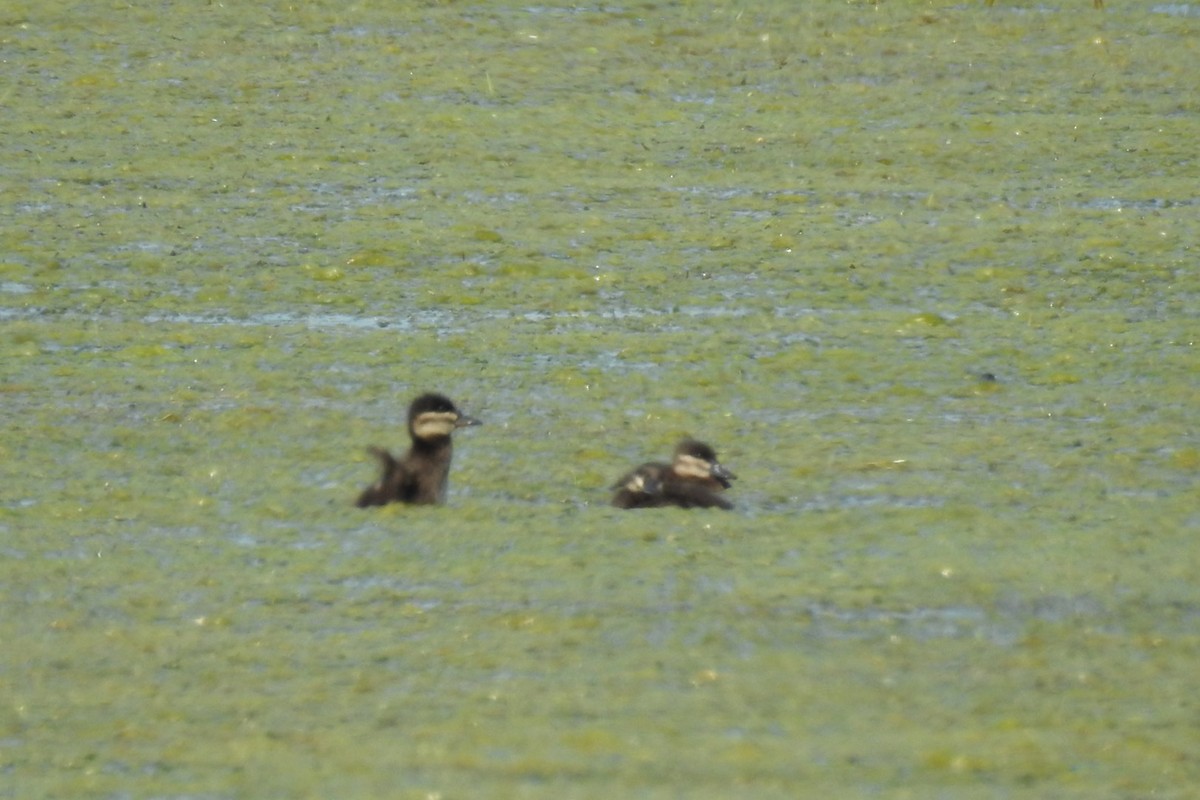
left=2, top=1, right=1197, bottom=797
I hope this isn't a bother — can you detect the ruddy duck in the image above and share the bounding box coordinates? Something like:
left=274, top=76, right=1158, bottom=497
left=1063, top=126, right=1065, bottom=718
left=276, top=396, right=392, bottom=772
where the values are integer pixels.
left=355, top=392, right=480, bottom=507
left=611, top=439, right=736, bottom=510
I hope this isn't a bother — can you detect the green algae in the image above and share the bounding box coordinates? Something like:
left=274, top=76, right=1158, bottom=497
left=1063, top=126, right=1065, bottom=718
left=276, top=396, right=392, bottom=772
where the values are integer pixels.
left=3, top=1, right=1199, bottom=798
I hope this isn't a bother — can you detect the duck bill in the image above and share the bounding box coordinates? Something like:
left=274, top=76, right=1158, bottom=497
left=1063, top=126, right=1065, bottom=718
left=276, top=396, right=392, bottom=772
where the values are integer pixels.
left=710, top=463, right=736, bottom=489
left=455, top=413, right=481, bottom=428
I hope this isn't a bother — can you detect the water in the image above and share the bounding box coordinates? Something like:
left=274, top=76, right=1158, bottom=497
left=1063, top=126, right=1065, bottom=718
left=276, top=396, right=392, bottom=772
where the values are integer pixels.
left=2, top=1, right=1197, bottom=797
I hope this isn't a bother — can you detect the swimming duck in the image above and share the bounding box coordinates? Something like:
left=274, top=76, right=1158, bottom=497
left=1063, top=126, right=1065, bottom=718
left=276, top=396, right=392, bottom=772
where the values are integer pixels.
left=610, top=462, right=666, bottom=509
left=355, top=392, right=480, bottom=507
left=611, top=438, right=736, bottom=509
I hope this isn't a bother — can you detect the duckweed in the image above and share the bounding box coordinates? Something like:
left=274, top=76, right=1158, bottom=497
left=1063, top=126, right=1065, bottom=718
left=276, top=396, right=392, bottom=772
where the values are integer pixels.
left=2, top=1, right=1198, bottom=798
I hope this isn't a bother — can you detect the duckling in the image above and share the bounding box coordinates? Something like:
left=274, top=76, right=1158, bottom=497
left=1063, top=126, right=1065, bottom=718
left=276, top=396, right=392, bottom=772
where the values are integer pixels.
left=355, top=392, right=480, bottom=507
left=611, top=438, right=736, bottom=510
left=610, top=462, right=666, bottom=509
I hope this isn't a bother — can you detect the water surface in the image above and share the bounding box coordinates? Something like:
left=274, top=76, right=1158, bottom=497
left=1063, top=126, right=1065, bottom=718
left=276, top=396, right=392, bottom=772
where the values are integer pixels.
left=2, top=1, right=1197, bottom=797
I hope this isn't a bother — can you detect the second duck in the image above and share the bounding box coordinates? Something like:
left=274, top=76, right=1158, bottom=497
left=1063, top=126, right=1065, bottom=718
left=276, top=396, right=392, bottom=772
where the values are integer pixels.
left=611, top=438, right=736, bottom=510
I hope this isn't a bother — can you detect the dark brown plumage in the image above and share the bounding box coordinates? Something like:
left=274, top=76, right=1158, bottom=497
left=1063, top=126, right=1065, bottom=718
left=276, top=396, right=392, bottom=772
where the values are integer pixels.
left=355, top=393, right=479, bottom=508
left=611, top=439, right=736, bottom=510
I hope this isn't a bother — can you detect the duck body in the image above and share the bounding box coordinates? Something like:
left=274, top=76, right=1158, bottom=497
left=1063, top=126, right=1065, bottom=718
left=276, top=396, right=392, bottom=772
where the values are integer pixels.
left=355, top=392, right=479, bottom=508
left=612, top=439, right=736, bottom=510
left=611, top=462, right=669, bottom=509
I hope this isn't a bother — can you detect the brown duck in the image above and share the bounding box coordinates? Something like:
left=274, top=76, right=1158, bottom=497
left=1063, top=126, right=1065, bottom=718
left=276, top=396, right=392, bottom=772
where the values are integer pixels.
left=611, top=439, right=736, bottom=510
left=355, top=392, right=480, bottom=507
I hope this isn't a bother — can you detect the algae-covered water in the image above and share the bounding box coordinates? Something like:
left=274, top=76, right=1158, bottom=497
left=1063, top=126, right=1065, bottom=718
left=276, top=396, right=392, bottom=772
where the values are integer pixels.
left=2, top=1, right=1198, bottom=797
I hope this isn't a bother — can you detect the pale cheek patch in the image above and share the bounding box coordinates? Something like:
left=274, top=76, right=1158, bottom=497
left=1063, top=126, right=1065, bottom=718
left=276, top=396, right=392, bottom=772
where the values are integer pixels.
left=630, top=472, right=660, bottom=493
left=413, top=411, right=460, bottom=439
left=675, top=454, right=713, bottom=480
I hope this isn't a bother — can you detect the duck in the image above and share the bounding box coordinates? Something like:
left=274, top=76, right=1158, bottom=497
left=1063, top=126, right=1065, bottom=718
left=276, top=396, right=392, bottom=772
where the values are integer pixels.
left=610, top=462, right=666, bottom=509
left=611, top=438, right=736, bottom=509
left=355, top=392, right=480, bottom=507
